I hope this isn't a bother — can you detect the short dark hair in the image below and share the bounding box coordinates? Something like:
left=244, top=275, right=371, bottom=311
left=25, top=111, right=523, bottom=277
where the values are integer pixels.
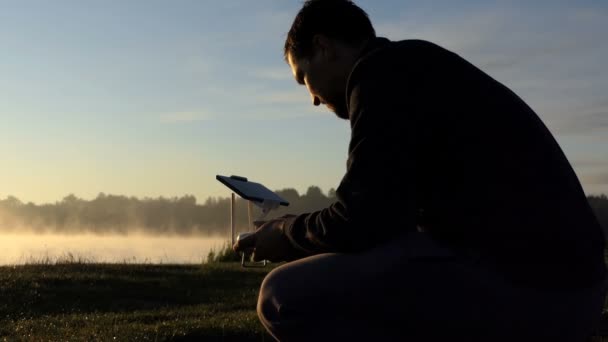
left=284, top=0, right=376, bottom=61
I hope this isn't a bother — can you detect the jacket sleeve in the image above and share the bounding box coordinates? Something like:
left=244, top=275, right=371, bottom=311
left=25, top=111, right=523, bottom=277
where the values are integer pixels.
left=283, top=54, right=420, bottom=256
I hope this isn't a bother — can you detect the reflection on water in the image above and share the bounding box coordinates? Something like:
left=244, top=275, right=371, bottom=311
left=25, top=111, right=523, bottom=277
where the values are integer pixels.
left=0, top=233, right=229, bottom=265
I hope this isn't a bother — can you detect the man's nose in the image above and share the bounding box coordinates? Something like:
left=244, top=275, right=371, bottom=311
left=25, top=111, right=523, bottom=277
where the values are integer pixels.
left=312, top=95, right=321, bottom=106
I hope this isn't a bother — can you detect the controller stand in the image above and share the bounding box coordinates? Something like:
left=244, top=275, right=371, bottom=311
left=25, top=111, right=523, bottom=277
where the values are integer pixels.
left=217, top=175, right=289, bottom=268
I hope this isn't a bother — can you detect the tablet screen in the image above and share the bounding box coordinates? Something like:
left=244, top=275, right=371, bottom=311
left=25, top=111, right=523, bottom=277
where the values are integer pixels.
left=216, top=175, right=289, bottom=206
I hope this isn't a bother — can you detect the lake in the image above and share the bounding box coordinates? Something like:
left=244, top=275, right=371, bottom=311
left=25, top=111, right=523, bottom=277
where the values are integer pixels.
left=0, top=232, right=229, bottom=265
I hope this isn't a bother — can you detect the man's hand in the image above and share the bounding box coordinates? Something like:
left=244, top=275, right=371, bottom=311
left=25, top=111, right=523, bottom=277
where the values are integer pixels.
left=233, top=215, right=296, bottom=262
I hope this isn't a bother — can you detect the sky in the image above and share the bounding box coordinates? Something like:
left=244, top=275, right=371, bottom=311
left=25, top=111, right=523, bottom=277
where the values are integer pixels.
left=0, top=0, right=606, bottom=205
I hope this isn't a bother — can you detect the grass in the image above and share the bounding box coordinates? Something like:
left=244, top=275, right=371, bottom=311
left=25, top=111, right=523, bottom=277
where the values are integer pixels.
left=0, top=261, right=275, bottom=341
left=2, top=250, right=608, bottom=341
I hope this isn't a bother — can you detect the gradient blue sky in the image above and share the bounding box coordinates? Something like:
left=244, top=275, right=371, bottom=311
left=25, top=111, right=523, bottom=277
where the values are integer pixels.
left=1, top=0, right=607, bottom=204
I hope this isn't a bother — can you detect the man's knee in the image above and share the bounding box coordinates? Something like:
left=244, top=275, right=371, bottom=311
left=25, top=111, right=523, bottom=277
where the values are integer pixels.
left=257, top=264, right=291, bottom=331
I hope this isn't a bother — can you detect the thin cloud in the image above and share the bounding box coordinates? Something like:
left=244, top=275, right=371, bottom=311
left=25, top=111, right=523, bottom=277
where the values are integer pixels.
left=375, top=5, right=607, bottom=72
left=375, top=7, right=504, bottom=56
left=256, top=89, right=308, bottom=105
left=546, top=101, right=608, bottom=136
left=561, top=111, right=608, bottom=136
left=159, top=111, right=214, bottom=123
left=249, top=67, right=293, bottom=81
left=583, top=172, right=608, bottom=186
left=193, top=8, right=294, bottom=49
left=574, top=158, right=608, bottom=170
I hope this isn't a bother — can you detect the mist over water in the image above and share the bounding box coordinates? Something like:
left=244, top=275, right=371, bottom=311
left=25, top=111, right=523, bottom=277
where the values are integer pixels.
left=0, top=232, right=229, bottom=265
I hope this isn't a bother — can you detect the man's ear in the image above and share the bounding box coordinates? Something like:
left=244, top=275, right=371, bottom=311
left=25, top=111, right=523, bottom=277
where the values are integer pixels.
left=312, top=34, right=335, bottom=60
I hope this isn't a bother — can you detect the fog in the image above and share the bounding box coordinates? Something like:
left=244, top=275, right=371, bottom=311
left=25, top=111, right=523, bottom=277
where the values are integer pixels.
left=0, top=188, right=336, bottom=236
left=0, top=188, right=340, bottom=266
left=1, top=193, right=605, bottom=265
left=0, top=232, right=228, bottom=265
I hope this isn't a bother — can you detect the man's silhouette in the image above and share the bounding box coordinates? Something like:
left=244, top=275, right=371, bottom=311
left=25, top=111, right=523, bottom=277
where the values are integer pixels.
left=234, top=1, right=607, bottom=340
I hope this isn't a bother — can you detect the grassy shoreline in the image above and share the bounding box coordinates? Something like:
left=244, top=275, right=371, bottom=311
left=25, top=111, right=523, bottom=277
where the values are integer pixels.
left=2, top=261, right=607, bottom=341
left=0, top=262, right=274, bottom=341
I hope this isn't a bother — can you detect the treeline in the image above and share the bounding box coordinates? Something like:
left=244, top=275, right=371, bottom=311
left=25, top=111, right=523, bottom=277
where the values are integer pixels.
left=0, top=186, right=336, bottom=236
left=588, top=194, right=608, bottom=237
left=0, top=190, right=607, bottom=237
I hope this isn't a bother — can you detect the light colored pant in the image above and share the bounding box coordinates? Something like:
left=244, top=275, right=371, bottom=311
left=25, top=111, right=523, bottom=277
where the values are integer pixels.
left=257, top=231, right=607, bottom=341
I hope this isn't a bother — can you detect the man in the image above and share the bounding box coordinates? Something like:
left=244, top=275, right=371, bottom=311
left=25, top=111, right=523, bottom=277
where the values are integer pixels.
left=233, top=1, right=607, bottom=340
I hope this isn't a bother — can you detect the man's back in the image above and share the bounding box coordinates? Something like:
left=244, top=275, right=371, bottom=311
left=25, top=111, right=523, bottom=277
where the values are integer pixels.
left=253, top=2, right=608, bottom=339
left=348, top=38, right=606, bottom=288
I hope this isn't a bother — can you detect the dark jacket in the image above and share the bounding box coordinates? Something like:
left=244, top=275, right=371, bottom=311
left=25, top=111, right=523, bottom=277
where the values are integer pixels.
left=284, top=37, right=606, bottom=289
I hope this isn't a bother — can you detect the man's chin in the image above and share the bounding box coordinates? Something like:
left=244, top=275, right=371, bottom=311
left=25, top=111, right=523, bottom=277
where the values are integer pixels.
left=328, top=105, right=349, bottom=120
left=334, top=111, right=349, bottom=120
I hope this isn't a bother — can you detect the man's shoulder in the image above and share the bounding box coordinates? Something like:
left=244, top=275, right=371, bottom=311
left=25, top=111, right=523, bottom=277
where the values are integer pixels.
left=364, top=38, right=447, bottom=62
left=346, top=38, right=446, bottom=94
left=389, top=38, right=443, bottom=50
left=352, top=38, right=448, bottom=75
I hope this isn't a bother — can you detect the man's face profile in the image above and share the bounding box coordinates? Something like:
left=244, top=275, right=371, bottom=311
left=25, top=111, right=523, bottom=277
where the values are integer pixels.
left=287, top=43, right=350, bottom=120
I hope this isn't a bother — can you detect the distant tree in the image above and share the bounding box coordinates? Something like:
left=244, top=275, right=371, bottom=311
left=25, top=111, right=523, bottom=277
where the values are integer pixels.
left=0, top=187, right=339, bottom=235
left=276, top=188, right=300, bottom=204
left=8, top=188, right=604, bottom=241
left=328, top=188, right=337, bottom=199
left=2, top=196, right=23, bottom=207
left=588, top=194, right=608, bottom=237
